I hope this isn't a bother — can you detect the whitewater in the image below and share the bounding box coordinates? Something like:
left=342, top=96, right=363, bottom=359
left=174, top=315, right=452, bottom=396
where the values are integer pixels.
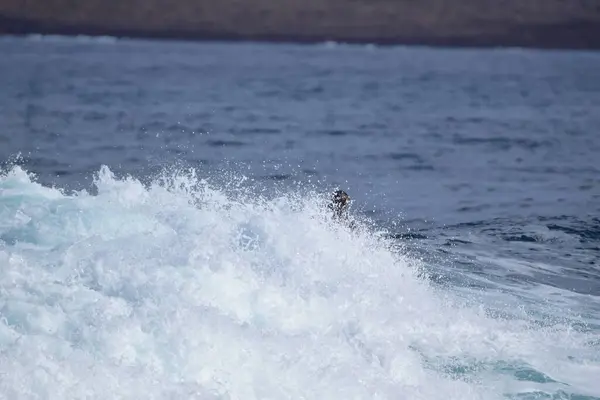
left=0, top=165, right=598, bottom=400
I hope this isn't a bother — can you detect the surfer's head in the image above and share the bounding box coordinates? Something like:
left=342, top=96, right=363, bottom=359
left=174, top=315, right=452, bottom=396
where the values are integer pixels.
left=330, top=189, right=350, bottom=218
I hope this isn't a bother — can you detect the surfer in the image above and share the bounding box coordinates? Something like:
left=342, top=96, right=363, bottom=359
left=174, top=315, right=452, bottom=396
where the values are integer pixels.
left=328, top=189, right=351, bottom=221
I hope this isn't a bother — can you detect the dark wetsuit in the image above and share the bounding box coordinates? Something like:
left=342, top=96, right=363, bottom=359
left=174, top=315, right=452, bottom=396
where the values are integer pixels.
left=328, top=190, right=354, bottom=227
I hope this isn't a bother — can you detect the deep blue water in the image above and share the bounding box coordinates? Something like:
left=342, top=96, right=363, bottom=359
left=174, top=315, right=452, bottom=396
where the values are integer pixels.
left=1, top=35, right=600, bottom=399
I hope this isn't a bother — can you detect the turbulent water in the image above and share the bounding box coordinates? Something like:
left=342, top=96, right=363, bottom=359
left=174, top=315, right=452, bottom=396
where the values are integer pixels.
left=1, top=35, right=600, bottom=399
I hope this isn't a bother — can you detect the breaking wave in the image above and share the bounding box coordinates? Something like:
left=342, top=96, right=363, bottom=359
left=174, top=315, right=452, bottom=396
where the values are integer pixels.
left=0, top=165, right=598, bottom=399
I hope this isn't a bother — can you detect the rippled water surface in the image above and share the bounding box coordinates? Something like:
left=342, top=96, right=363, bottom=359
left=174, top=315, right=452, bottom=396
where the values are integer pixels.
left=1, top=35, right=600, bottom=399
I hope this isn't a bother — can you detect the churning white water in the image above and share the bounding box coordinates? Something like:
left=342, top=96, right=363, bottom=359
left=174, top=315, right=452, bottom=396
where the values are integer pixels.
left=0, top=166, right=598, bottom=399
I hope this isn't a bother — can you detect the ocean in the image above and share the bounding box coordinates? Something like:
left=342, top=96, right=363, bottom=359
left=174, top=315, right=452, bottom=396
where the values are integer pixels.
left=0, top=34, right=599, bottom=399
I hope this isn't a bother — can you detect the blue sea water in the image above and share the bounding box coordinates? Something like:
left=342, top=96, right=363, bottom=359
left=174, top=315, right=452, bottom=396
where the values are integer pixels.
left=0, top=34, right=600, bottom=399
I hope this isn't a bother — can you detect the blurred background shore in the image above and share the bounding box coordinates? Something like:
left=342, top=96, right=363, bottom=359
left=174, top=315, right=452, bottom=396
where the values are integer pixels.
left=2, top=0, right=600, bottom=49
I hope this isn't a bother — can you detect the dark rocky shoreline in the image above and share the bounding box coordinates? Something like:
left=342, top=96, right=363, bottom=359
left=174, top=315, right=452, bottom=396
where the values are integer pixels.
left=2, top=0, right=600, bottom=49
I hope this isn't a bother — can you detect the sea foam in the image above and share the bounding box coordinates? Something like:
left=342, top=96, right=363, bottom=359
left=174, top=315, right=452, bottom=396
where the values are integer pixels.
left=0, top=165, right=598, bottom=399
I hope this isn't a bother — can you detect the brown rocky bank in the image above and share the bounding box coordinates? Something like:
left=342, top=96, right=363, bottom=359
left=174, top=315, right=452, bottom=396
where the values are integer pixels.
left=2, top=0, right=600, bottom=49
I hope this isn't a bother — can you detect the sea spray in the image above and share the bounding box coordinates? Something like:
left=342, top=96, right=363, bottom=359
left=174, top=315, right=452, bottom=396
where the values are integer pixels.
left=0, top=165, right=598, bottom=399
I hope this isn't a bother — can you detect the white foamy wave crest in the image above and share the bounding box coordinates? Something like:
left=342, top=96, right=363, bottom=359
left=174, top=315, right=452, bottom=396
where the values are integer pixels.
left=23, top=34, right=119, bottom=44
left=0, top=165, right=598, bottom=399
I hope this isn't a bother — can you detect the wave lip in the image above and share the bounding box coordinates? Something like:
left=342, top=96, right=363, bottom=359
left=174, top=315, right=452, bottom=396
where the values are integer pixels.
left=0, top=165, right=599, bottom=399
